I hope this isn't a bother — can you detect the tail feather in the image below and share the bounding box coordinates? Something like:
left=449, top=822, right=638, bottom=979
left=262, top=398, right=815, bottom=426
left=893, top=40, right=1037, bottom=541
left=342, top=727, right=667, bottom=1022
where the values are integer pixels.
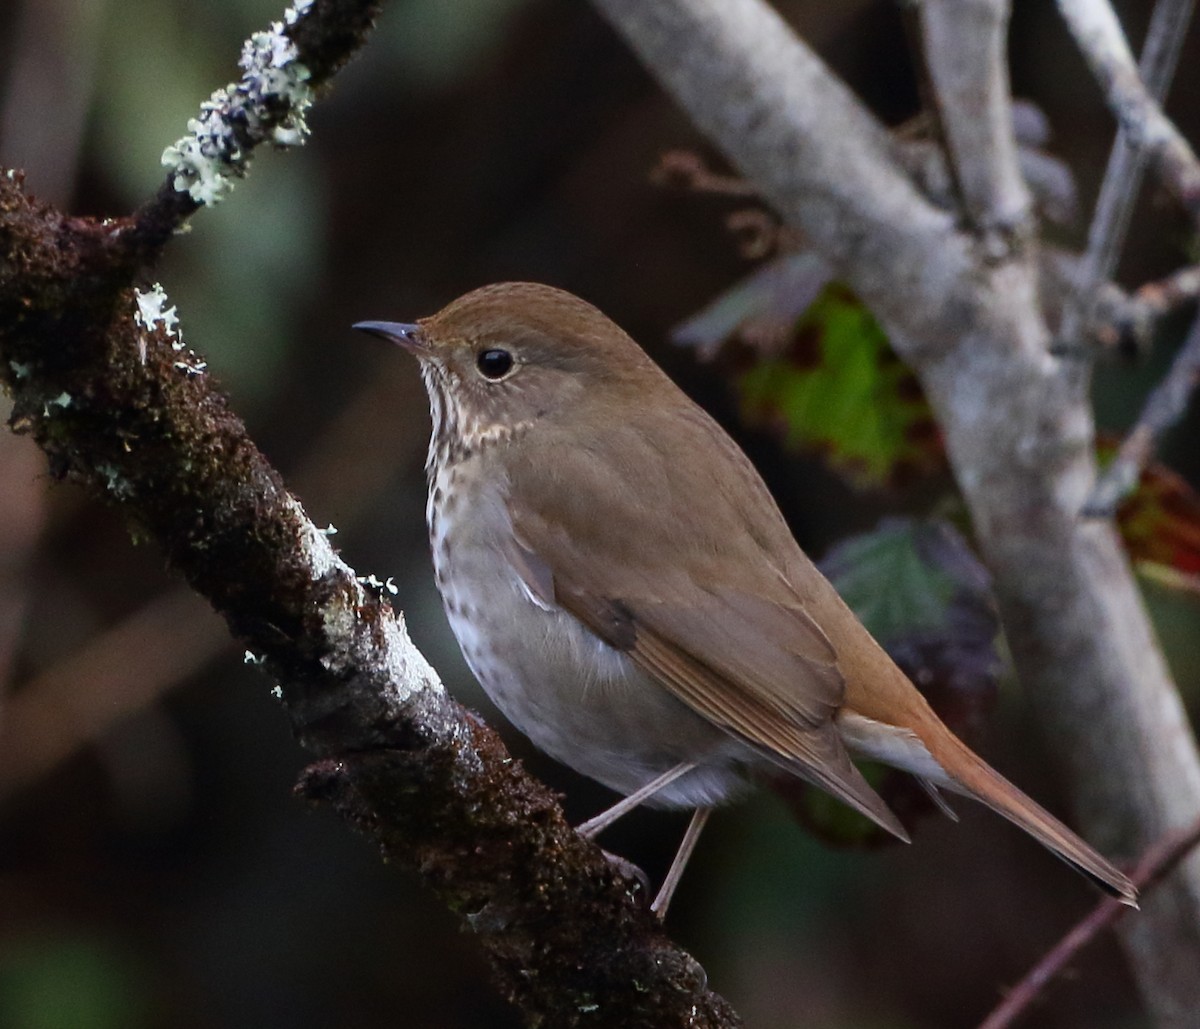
left=918, top=778, right=960, bottom=823
left=932, top=732, right=1138, bottom=906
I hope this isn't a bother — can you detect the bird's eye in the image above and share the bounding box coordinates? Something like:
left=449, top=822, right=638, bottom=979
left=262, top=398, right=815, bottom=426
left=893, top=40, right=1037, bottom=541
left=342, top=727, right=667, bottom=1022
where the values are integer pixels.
left=476, top=348, right=514, bottom=380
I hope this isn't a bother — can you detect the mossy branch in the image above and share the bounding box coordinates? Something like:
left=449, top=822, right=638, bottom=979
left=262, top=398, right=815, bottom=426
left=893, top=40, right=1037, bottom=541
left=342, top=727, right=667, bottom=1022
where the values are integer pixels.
left=0, top=0, right=740, bottom=1023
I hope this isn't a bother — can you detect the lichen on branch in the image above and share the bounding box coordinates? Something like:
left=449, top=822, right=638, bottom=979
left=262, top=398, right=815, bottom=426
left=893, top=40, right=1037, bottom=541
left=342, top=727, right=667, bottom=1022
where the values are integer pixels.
left=161, top=1, right=315, bottom=205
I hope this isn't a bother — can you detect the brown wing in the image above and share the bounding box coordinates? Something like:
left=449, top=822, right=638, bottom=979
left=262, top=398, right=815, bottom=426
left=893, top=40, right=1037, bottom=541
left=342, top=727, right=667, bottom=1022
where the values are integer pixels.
left=506, top=409, right=907, bottom=840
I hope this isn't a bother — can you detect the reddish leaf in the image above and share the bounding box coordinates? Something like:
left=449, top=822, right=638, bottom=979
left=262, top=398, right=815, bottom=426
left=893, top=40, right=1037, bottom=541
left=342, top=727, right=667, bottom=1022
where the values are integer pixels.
left=1110, top=449, right=1200, bottom=576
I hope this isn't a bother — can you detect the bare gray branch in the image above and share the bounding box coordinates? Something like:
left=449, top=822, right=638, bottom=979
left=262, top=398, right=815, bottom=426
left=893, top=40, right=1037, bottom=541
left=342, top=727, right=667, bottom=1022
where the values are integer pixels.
left=1057, top=0, right=1200, bottom=226
left=918, top=0, right=1031, bottom=245
left=1058, top=0, right=1196, bottom=346
left=591, top=0, right=974, bottom=356
left=592, top=0, right=1200, bottom=1020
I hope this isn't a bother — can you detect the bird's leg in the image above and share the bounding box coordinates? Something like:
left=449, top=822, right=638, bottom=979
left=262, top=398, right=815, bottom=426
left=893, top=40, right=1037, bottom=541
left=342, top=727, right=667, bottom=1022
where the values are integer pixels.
left=651, top=806, right=712, bottom=918
left=576, top=762, right=696, bottom=839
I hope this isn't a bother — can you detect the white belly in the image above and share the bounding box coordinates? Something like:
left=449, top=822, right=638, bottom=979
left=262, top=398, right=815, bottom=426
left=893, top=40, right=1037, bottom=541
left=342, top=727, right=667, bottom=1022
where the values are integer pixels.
left=427, top=459, right=748, bottom=808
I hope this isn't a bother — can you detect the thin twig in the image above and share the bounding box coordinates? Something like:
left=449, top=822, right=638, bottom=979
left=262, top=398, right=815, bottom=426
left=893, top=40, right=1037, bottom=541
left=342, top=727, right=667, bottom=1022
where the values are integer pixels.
left=918, top=0, right=1031, bottom=248
left=1047, top=256, right=1200, bottom=355
left=1058, top=0, right=1196, bottom=347
left=1134, top=263, right=1200, bottom=318
left=1084, top=309, right=1200, bottom=514
left=899, top=5, right=973, bottom=222
left=1097, top=263, right=1200, bottom=352
left=977, top=813, right=1200, bottom=1029
left=1056, top=0, right=1200, bottom=250
left=651, top=149, right=759, bottom=197
left=125, top=0, right=384, bottom=262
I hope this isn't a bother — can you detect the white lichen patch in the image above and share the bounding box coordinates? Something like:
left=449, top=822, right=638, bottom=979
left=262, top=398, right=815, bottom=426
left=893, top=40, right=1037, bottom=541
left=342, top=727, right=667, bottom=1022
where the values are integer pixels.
left=285, top=0, right=313, bottom=25
left=96, top=463, right=134, bottom=499
left=281, top=495, right=445, bottom=700
left=133, top=284, right=210, bottom=376
left=134, top=283, right=185, bottom=364
left=376, top=608, right=445, bottom=701
left=173, top=359, right=208, bottom=378
left=244, top=650, right=268, bottom=665
left=9, top=360, right=31, bottom=379
left=134, top=283, right=181, bottom=337
left=161, top=5, right=314, bottom=205
left=42, top=392, right=72, bottom=416
left=291, top=496, right=340, bottom=580
left=356, top=573, right=399, bottom=595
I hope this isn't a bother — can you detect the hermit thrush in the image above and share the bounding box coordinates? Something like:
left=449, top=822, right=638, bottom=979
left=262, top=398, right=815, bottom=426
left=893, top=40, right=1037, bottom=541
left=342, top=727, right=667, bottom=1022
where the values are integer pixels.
left=355, top=282, right=1136, bottom=914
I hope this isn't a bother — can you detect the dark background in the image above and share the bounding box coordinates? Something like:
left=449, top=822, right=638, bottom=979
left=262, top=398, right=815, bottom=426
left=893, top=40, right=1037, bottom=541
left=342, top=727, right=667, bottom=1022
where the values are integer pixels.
left=1, top=1, right=1198, bottom=1026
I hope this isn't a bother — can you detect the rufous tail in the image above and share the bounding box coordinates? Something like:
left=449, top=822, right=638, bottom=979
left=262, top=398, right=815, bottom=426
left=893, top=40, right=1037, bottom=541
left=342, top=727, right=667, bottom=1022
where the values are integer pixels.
left=931, top=731, right=1138, bottom=906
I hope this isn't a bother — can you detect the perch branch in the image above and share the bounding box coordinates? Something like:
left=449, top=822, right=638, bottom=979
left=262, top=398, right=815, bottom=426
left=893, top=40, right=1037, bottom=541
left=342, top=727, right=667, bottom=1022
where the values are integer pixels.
left=978, top=814, right=1200, bottom=1029
left=0, top=1, right=741, bottom=1022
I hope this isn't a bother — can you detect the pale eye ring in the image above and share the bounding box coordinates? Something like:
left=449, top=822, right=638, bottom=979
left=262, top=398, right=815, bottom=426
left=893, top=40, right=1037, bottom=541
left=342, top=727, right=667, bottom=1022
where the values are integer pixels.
left=476, top=348, right=514, bottom=380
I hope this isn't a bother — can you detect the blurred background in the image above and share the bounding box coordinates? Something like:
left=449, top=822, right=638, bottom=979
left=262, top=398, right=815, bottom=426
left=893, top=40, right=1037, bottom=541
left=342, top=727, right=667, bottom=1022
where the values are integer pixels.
left=1, top=1, right=1198, bottom=1026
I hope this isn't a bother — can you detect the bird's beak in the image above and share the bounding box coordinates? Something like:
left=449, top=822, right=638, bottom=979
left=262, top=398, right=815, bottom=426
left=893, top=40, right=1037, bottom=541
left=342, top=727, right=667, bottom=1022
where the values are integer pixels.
left=352, top=320, right=429, bottom=353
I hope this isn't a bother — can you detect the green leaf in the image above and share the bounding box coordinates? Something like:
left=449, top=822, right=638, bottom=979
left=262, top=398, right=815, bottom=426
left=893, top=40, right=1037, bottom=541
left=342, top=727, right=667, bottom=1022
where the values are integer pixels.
left=822, top=519, right=958, bottom=643
left=821, top=518, right=1002, bottom=738
left=735, top=284, right=941, bottom=488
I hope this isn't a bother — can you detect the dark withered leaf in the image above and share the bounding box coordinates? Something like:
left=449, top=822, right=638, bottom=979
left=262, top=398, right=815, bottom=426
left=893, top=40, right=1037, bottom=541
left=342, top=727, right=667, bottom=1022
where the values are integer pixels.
left=766, top=760, right=944, bottom=849
left=1018, top=148, right=1079, bottom=227
left=671, top=251, right=834, bottom=360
